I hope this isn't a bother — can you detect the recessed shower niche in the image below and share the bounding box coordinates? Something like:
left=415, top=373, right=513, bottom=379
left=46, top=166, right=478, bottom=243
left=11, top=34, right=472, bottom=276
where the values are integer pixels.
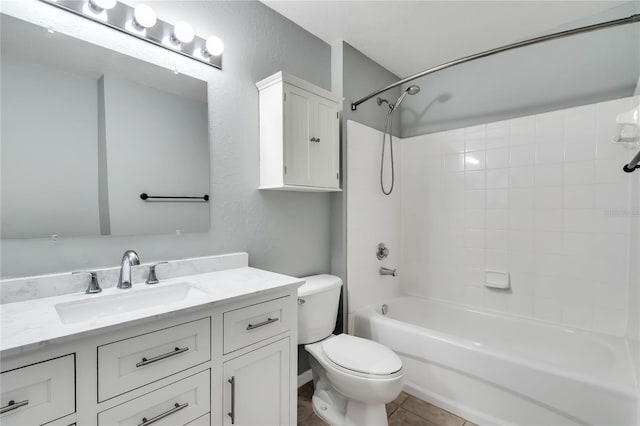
left=0, top=14, right=210, bottom=239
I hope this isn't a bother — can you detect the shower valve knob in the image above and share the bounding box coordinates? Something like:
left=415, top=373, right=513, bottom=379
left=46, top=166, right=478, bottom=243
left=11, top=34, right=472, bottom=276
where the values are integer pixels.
left=376, top=243, right=389, bottom=260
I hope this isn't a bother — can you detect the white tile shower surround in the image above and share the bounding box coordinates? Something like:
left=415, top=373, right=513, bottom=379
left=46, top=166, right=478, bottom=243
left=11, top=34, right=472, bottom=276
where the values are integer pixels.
left=347, top=95, right=639, bottom=336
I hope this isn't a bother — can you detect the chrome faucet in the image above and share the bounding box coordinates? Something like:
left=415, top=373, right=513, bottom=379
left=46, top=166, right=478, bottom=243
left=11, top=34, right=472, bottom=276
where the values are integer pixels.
left=117, top=250, right=140, bottom=289
left=380, top=267, right=397, bottom=277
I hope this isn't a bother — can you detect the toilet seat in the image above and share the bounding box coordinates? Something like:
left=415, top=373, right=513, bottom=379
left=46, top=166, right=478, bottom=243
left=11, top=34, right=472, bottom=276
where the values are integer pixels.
left=320, top=334, right=402, bottom=377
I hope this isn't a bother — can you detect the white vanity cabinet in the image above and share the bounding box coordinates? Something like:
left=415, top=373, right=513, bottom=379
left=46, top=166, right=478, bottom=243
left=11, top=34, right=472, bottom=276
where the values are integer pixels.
left=0, top=286, right=298, bottom=426
left=257, top=71, right=341, bottom=192
left=223, top=338, right=290, bottom=426
left=0, top=354, right=75, bottom=426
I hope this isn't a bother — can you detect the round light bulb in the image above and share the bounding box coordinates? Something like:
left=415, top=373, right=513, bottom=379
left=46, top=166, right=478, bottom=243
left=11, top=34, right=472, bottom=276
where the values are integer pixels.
left=204, top=36, right=224, bottom=56
left=172, top=21, right=194, bottom=44
left=89, top=0, right=117, bottom=11
left=133, top=4, right=156, bottom=29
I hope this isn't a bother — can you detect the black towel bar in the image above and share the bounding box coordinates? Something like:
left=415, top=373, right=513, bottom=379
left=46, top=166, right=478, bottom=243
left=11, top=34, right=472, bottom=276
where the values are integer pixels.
left=140, top=193, right=209, bottom=202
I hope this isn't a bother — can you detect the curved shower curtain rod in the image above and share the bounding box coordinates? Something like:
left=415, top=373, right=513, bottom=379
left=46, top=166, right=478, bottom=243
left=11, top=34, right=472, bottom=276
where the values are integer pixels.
left=350, top=13, right=640, bottom=111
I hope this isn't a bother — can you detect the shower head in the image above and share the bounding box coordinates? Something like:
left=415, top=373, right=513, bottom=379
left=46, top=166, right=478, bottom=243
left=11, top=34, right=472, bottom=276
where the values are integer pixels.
left=390, top=85, right=421, bottom=112
left=406, top=85, right=421, bottom=95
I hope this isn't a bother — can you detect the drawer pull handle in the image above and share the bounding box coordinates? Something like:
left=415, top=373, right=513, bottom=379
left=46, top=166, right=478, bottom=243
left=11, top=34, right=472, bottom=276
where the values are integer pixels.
left=0, top=399, right=29, bottom=414
left=138, top=402, right=189, bottom=426
left=136, top=346, right=189, bottom=367
left=246, top=317, right=278, bottom=331
left=228, top=376, right=236, bottom=425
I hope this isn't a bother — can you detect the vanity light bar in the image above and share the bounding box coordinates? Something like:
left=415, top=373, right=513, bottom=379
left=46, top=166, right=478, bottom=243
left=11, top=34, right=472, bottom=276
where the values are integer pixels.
left=40, top=0, right=223, bottom=69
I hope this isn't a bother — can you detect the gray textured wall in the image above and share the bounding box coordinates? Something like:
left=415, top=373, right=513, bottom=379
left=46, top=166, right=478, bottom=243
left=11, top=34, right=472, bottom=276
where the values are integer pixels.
left=1, top=1, right=333, bottom=279
left=399, top=2, right=640, bottom=137
left=342, top=42, right=401, bottom=136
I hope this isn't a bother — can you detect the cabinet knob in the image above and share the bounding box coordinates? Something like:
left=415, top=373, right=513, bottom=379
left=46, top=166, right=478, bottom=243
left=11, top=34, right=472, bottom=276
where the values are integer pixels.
left=309, top=137, right=317, bottom=143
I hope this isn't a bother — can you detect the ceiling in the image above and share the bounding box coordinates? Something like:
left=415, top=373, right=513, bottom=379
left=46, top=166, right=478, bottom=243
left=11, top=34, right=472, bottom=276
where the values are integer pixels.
left=261, top=1, right=628, bottom=77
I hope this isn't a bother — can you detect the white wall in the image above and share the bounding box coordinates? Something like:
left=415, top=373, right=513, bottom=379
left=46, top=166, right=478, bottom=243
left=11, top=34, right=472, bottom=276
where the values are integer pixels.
left=401, top=96, right=639, bottom=336
left=1, top=54, right=100, bottom=238
left=346, top=121, right=401, bottom=324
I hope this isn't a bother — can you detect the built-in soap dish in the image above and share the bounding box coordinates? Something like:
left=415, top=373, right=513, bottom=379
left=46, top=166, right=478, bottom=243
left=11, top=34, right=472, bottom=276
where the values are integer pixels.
left=485, top=271, right=510, bottom=289
left=612, top=105, right=639, bottom=144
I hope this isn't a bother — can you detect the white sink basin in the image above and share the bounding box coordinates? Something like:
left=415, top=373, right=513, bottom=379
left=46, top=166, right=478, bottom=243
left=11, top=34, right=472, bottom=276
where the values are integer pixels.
left=55, top=282, right=207, bottom=324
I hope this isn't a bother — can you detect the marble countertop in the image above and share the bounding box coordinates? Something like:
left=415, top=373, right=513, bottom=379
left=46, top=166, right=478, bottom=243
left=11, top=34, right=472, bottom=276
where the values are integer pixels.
left=1, top=267, right=303, bottom=356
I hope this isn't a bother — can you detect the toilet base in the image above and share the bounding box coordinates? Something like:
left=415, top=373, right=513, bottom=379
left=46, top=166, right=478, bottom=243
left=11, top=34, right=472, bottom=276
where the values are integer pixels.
left=312, top=389, right=389, bottom=426
left=343, top=400, right=388, bottom=426
left=310, top=361, right=389, bottom=426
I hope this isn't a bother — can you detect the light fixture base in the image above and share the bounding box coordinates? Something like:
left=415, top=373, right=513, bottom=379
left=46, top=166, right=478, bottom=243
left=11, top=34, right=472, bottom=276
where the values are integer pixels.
left=40, top=0, right=222, bottom=70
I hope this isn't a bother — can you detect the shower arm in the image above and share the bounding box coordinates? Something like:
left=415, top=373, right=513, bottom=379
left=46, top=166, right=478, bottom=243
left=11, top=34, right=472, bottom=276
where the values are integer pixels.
left=350, top=13, right=640, bottom=111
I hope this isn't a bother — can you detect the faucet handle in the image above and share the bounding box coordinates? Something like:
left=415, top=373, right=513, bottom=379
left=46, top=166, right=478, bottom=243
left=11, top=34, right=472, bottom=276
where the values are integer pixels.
left=73, top=271, right=102, bottom=294
left=146, top=262, right=168, bottom=285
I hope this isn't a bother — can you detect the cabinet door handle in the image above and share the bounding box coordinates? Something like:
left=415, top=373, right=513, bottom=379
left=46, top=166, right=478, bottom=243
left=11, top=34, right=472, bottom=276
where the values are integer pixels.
left=228, top=376, right=236, bottom=425
left=316, top=137, right=320, bottom=142
left=0, top=399, right=29, bottom=414
left=309, top=137, right=317, bottom=142
left=136, top=346, right=189, bottom=367
left=138, top=402, right=189, bottom=426
left=246, top=317, right=278, bottom=331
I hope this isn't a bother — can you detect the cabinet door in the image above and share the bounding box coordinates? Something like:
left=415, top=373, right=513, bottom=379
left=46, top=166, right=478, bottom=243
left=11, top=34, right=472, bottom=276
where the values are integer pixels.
left=283, top=85, right=311, bottom=186
left=223, top=338, right=290, bottom=426
left=310, top=96, right=340, bottom=188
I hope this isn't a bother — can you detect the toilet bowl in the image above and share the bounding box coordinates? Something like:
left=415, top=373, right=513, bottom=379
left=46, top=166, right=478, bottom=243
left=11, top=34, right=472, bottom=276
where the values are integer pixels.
left=306, top=334, right=404, bottom=426
left=298, top=275, right=404, bottom=426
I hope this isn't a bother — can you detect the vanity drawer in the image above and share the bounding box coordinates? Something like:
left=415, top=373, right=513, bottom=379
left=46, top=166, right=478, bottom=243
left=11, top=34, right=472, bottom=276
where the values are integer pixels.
left=98, top=317, right=210, bottom=401
left=1, top=354, right=75, bottom=426
left=187, top=413, right=210, bottom=425
left=223, top=296, right=292, bottom=354
left=98, top=369, right=210, bottom=426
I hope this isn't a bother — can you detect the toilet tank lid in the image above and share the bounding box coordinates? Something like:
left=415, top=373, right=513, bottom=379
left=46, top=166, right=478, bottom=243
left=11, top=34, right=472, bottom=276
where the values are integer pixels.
left=298, top=274, right=342, bottom=297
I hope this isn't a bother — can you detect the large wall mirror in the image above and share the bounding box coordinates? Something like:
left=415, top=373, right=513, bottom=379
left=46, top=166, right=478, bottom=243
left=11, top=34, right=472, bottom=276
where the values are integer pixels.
left=1, top=14, right=210, bottom=239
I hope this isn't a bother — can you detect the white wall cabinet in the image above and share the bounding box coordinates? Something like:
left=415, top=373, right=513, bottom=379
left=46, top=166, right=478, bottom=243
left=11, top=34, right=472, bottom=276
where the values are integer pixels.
left=223, top=338, right=290, bottom=426
left=0, top=290, right=297, bottom=426
left=257, top=71, right=341, bottom=192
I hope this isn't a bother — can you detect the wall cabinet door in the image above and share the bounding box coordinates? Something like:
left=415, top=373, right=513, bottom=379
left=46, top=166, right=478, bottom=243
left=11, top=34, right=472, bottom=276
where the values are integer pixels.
left=310, top=96, right=340, bottom=188
left=283, top=85, right=340, bottom=189
left=283, top=85, right=312, bottom=186
left=223, top=338, right=290, bottom=426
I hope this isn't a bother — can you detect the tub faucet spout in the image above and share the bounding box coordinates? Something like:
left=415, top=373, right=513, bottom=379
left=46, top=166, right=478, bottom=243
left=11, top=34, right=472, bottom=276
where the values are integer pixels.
left=380, top=267, right=397, bottom=277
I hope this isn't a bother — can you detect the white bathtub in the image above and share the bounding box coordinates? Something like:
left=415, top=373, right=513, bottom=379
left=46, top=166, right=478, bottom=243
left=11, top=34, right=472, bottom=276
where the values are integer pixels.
left=353, top=297, right=638, bottom=426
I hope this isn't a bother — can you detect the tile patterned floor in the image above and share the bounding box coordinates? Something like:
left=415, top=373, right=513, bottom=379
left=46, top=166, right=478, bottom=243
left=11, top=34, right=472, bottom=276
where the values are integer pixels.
left=298, top=382, right=478, bottom=426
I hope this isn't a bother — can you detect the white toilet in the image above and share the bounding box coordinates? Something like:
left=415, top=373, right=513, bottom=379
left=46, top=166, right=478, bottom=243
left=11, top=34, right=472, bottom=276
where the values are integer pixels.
left=298, top=274, right=404, bottom=426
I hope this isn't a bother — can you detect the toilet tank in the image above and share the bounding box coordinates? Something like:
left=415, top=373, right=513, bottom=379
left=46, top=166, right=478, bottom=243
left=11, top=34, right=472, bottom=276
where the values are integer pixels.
left=298, top=274, right=343, bottom=344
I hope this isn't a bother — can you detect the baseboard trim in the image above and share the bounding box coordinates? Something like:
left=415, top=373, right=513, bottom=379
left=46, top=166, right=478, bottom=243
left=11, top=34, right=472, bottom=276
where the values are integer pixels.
left=298, top=369, right=312, bottom=387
